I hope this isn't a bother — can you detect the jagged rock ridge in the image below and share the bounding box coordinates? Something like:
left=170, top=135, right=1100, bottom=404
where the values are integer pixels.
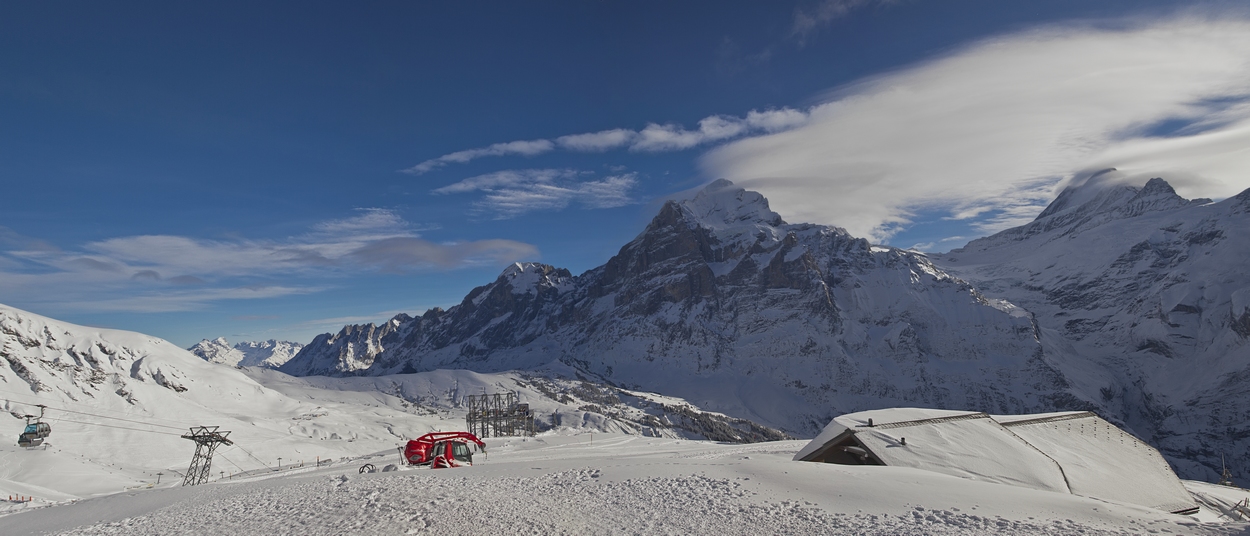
left=189, top=337, right=304, bottom=369
left=284, top=179, right=1077, bottom=440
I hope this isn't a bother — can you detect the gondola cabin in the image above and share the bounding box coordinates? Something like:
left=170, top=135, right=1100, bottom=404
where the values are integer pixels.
left=17, top=406, right=51, bottom=448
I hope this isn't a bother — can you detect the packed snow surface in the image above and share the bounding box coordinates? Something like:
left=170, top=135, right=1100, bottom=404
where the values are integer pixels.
left=4, top=434, right=1247, bottom=536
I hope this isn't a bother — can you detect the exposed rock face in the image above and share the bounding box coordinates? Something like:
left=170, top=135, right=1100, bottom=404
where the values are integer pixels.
left=284, top=180, right=1072, bottom=439
left=936, top=172, right=1250, bottom=481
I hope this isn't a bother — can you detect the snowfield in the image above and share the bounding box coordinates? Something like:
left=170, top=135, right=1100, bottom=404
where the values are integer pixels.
left=1, top=301, right=1248, bottom=534
left=5, top=433, right=1248, bottom=536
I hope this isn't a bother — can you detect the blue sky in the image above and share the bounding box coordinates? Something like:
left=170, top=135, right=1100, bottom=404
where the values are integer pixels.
left=3, top=1, right=1250, bottom=348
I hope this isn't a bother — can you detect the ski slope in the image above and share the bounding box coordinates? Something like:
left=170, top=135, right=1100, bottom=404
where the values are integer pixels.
left=3, top=433, right=1247, bottom=535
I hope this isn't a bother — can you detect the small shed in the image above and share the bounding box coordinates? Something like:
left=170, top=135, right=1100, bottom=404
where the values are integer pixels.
left=795, top=408, right=1197, bottom=515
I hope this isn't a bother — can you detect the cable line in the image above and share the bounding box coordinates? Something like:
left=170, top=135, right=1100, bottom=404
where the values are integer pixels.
left=1, top=397, right=186, bottom=431
left=50, top=417, right=184, bottom=437
left=230, top=443, right=274, bottom=469
left=0, top=388, right=191, bottom=429
left=216, top=451, right=248, bottom=474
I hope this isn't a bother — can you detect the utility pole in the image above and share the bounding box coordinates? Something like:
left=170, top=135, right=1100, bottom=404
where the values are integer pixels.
left=277, top=457, right=282, bottom=471
left=181, top=427, right=233, bottom=486
left=156, top=472, right=163, bottom=485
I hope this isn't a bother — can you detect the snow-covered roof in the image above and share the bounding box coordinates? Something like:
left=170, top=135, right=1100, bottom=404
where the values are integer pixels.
left=795, top=408, right=1197, bottom=514
left=998, top=412, right=1197, bottom=515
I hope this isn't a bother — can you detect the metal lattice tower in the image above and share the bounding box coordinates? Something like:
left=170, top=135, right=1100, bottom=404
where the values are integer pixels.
left=1219, top=454, right=1237, bottom=487
left=181, top=426, right=233, bottom=486
left=465, top=391, right=535, bottom=438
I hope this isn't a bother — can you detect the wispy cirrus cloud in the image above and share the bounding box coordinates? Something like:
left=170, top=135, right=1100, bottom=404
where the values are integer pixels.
left=0, top=209, right=538, bottom=313
left=792, top=0, right=899, bottom=41
left=403, top=109, right=808, bottom=174
left=555, top=129, right=636, bottom=152
left=434, top=169, right=637, bottom=219
left=702, top=15, right=1250, bottom=242
left=403, top=139, right=555, bottom=175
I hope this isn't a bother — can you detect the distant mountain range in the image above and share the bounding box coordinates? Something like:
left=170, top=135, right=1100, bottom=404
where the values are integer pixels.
left=281, top=176, right=1250, bottom=481
left=188, top=337, right=304, bottom=369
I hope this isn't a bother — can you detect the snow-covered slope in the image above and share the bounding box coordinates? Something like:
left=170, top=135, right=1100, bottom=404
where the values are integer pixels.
left=934, top=172, right=1250, bottom=482
left=2, top=303, right=1247, bottom=534
left=0, top=303, right=786, bottom=504
left=0, top=303, right=446, bottom=501
left=284, top=179, right=1080, bottom=438
left=188, top=338, right=303, bottom=369
left=5, top=433, right=1246, bottom=536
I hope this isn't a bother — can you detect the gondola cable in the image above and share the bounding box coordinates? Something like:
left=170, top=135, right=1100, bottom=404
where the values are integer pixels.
left=0, top=388, right=191, bottom=429
left=229, top=443, right=274, bottom=469
left=47, top=417, right=184, bottom=437
left=1, top=397, right=186, bottom=431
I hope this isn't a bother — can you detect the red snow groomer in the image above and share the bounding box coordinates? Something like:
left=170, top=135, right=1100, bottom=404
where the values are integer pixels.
left=402, top=432, right=485, bottom=468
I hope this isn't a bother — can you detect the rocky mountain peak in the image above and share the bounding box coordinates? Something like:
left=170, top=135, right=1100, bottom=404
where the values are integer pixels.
left=679, top=179, right=785, bottom=232
left=1036, top=172, right=1191, bottom=224
left=955, top=176, right=1204, bottom=255
left=1119, top=177, right=1192, bottom=217
left=189, top=337, right=304, bottom=369
left=497, top=262, right=574, bottom=294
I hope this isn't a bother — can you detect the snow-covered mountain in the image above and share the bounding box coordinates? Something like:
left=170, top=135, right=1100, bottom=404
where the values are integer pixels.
left=0, top=302, right=789, bottom=502
left=0, top=302, right=439, bottom=500
left=284, top=179, right=1081, bottom=439
left=933, top=171, right=1250, bottom=482
left=188, top=337, right=304, bottom=369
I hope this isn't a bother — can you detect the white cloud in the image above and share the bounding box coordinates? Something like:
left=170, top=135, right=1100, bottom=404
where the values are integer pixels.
left=746, top=108, right=809, bottom=132
left=435, top=169, right=638, bottom=219
left=51, top=285, right=321, bottom=314
left=556, top=129, right=636, bottom=152
left=0, top=209, right=539, bottom=312
left=629, top=115, right=761, bottom=152
left=631, top=123, right=710, bottom=152
left=432, top=169, right=577, bottom=195
left=702, top=16, right=1250, bottom=241
left=404, top=139, right=555, bottom=175
left=350, top=237, right=539, bottom=272
left=405, top=108, right=809, bottom=171
left=311, top=207, right=409, bottom=236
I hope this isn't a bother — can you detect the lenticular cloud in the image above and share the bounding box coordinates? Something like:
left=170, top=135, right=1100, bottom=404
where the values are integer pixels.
left=702, top=16, right=1250, bottom=241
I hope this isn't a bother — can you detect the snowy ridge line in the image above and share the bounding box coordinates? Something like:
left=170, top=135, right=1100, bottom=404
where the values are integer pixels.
left=281, top=179, right=1064, bottom=452
left=871, top=413, right=987, bottom=430
left=997, top=412, right=1096, bottom=428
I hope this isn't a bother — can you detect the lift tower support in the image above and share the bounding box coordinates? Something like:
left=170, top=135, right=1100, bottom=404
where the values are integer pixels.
left=181, top=426, right=232, bottom=486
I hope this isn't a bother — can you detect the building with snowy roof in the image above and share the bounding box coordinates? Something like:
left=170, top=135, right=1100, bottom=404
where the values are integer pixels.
left=794, top=408, right=1197, bottom=515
